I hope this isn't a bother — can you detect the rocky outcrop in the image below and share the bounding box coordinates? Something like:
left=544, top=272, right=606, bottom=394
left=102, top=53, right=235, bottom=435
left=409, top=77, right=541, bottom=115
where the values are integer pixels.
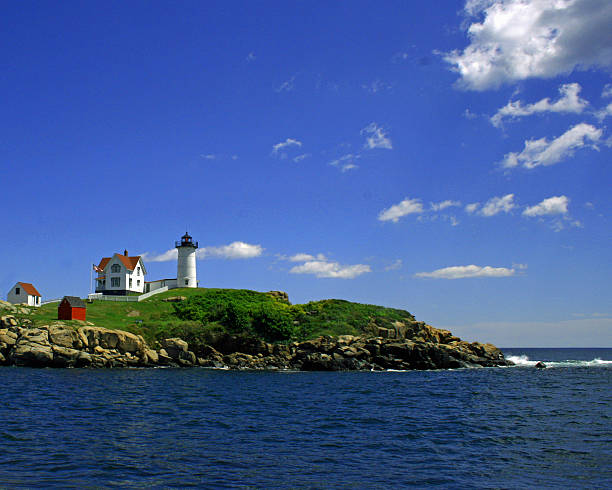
left=0, top=310, right=512, bottom=371
left=190, top=329, right=511, bottom=371
left=0, top=319, right=187, bottom=369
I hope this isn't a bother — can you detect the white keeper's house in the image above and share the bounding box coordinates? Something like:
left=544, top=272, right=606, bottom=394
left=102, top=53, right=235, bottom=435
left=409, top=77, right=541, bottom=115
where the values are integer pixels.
left=94, top=250, right=147, bottom=296
left=94, top=232, right=198, bottom=296
left=7, top=282, right=42, bottom=306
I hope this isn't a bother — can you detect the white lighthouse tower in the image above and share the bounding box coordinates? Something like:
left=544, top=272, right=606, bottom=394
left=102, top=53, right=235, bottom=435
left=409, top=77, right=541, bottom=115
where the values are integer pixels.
left=176, top=232, right=198, bottom=288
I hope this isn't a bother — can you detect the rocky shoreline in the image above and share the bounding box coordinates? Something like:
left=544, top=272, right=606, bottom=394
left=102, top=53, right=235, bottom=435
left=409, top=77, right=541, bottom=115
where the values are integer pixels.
left=0, top=313, right=513, bottom=371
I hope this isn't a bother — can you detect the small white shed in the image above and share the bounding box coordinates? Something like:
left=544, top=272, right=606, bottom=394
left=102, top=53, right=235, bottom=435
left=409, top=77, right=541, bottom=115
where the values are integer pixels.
left=7, top=282, right=42, bottom=307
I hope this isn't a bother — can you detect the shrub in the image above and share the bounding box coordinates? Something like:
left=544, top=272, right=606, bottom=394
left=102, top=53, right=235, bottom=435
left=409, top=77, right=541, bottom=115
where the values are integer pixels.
left=251, top=304, right=294, bottom=342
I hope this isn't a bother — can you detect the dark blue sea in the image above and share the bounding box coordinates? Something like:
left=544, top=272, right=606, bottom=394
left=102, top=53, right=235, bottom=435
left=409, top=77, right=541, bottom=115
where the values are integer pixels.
left=0, top=348, right=610, bottom=489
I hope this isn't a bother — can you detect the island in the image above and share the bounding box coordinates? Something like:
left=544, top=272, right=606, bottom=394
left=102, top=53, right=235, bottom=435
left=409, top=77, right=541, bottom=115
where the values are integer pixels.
left=0, top=288, right=512, bottom=370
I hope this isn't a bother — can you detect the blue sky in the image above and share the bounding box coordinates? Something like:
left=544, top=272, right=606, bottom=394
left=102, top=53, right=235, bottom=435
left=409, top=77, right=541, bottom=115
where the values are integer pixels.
left=2, top=0, right=611, bottom=346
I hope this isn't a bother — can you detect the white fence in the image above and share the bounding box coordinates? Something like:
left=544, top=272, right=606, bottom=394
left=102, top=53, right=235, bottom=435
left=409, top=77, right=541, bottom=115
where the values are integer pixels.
left=87, top=286, right=169, bottom=303
left=41, top=298, right=62, bottom=305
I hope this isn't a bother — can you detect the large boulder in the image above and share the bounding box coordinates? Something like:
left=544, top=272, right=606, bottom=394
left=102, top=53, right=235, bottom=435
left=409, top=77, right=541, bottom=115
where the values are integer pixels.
left=160, top=338, right=188, bottom=358
left=10, top=328, right=54, bottom=367
left=47, top=325, right=83, bottom=349
left=1, top=316, right=18, bottom=328
left=51, top=346, right=81, bottom=367
left=0, top=329, right=18, bottom=348
left=79, top=326, right=147, bottom=357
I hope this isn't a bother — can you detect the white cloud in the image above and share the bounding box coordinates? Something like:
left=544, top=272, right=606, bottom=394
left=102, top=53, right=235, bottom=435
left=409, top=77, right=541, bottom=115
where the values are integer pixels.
left=463, top=108, right=478, bottom=119
left=602, top=84, right=612, bottom=98
left=271, top=138, right=302, bottom=158
left=142, top=242, right=264, bottom=262
left=415, top=264, right=518, bottom=279
left=141, top=249, right=178, bottom=262
left=293, top=153, right=310, bottom=163
left=197, top=242, right=264, bottom=260
left=329, top=153, right=360, bottom=172
left=491, top=83, right=588, bottom=127
left=523, top=195, right=569, bottom=216
left=385, top=259, right=403, bottom=271
left=431, top=200, right=461, bottom=211
left=276, top=76, right=296, bottom=93
left=465, top=202, right=480, bottom=214
left=361, top=123, right=392, bottom=150
left=481, top=193, right=516, bottom=216
left=286, top=253, right=371, bottom=279
left=200, top=154, right=217, bottom=160
left=444, top=0, right=612, bottom=90
left=378, top=198, right=424, bottom=223
left=246, top=52, right=256, bottom=62
left=501, top=123, right=602, bottom=169
left=290, top=260, right=371, bottom=279
left=595, top=102, right=612, bottom=121
left=286, top=253, right=326, bottom=262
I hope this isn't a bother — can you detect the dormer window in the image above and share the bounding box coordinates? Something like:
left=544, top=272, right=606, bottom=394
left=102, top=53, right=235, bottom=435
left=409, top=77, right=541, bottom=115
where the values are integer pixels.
left=111, top=264, right=121, bottom=273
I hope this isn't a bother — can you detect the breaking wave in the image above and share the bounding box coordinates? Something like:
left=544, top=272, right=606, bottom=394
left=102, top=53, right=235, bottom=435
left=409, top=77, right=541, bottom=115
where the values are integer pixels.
left=507, top=355, right=612, bottom=368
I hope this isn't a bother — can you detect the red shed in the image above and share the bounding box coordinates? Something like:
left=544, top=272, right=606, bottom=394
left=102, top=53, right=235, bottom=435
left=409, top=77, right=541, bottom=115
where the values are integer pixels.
left=58, top=296, right=87, bottom=321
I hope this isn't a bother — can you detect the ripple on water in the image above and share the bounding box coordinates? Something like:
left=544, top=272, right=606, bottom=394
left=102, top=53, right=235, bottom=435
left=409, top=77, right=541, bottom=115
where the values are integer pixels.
left=0, top=360, right=610, bottom=488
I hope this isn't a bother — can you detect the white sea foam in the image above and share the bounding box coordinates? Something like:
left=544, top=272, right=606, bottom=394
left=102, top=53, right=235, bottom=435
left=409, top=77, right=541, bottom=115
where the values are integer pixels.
left=507, top=355, right=538, bottom=366
left=507, top=355, right=612, bottom=368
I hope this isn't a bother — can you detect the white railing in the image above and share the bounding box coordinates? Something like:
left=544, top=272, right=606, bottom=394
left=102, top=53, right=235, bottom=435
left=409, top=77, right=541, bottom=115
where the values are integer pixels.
left=87, top=286, right=169, bottom=303
left=137, top=286, right=169, bottom=300
left=41, top=298, right=62, bottom=305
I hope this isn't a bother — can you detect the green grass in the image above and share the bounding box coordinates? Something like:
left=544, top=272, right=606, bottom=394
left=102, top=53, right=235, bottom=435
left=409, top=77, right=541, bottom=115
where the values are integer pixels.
left=22, top=288, right=417, bottom=344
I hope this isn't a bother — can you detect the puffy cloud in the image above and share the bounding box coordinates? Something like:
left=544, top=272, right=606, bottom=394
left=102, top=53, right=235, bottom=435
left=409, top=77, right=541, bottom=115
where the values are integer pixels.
left=431, top=200, right=461, bottom=211
left=523, top=195, right=569, bottom=216
left=465, top=202, right=480, bottom=214
left=287, top=253, right=371, bottom=279
left=491, top=83, right=588, bottom=127
left=595, top=102, right=612, bottom=121
left=197, top=242, right=264, bottom=259
left=378, top=198, right=424, bottom=223
left=361, top=123, right=392, bottom=150
left=143, top=242, right=264, bottom=262
left=272, top=138, right=302, bottom=157
left=141, top=249, right=178, bottom=262
left=444, top=0, right=612, bottom=90
left=602, top=84, right=612, bottom=98
left=481, top=193, right=516, bottom=216
left=415, top=264, right=518, bottom=279
left=501, top=123, right=602, bottom=169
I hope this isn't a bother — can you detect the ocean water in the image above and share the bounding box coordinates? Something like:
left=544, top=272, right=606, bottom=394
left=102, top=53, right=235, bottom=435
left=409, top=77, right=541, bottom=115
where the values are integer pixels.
left=0, top=348, right=610, bottom=489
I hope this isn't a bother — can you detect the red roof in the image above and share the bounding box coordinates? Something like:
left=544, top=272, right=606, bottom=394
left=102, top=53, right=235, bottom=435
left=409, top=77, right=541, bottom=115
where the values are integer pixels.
left=19, top=282, right=41, bottom=297
left=96, top=254, right=142, bottom=272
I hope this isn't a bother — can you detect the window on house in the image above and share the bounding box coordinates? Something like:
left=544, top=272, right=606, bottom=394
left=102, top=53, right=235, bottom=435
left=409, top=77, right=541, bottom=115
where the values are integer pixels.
left=185, top=279, right=189, bottom=285
left=137, top=267, right=141, bottom=276
left=111, top=264, right=121, bottom=273
left=129, top=278, right=133, bottom=288
left=137, top=280, right=140, bottom=286
left=111, top=277, right=120, bottom=287
left=15, top=287, right=20, bottom=295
